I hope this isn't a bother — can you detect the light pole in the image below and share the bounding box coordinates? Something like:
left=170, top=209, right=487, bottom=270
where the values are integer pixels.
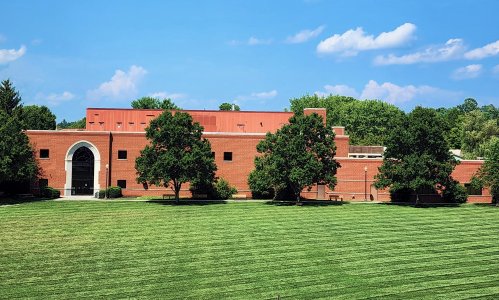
left=364, top=166, right=368, bottom=201
left=105, top=164, right=109, bottom=199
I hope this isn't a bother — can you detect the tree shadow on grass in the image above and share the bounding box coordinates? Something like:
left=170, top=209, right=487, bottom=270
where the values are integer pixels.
left=0, top=197, right=50, bottom=206
left=146, top=199, right=228, bottom=206
left=265, top=200, right=348, bottom=207
left=376, top=202, right=461, bottom=208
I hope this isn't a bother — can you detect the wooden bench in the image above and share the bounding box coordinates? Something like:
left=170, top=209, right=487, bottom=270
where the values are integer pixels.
left=327, top=193, right=343, bottom=202
left=192, top=193, right=208, bottom=199
left=232, top=194, right=247, bottom=200
left=162, top=192, right=175, bottom=200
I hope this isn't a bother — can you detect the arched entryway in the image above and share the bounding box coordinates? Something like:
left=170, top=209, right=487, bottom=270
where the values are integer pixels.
left=71, top=147, right=94, bottom=195
left=64, top=141, right=101, bottom=197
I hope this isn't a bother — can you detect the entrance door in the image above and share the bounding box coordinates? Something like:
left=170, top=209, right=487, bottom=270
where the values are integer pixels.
left=71, top=147, right=95, bottom=195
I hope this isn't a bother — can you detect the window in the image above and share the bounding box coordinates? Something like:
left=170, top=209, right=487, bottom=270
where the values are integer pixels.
left=117, top=180, right=127, bottom=189
left=39, top=178, right=48, bottom=188
left=211, top=152, right=215, bottom=159
left=223, top=152, right=232, bottom=161
left=465, top=183, right=482, bottom=195
left=118, top=150, right=127, bottom=160
left=40, top=149, right=49, bottom=158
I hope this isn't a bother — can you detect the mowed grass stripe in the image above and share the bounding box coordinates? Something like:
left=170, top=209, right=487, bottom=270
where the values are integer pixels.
left=1, top=201, right=498, bottom=299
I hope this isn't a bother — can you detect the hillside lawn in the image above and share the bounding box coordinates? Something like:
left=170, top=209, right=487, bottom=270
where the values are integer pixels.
left=1, top=200, right=498, bottom=299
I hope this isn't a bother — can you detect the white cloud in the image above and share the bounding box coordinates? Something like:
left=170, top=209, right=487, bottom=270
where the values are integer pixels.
left=228, top=37, right=273, bottom=46
left=149, top=91, right=186, bottom=100
left=248, top=37, right=272, bottom=45
left=36, top=91, right=75, bottom=106
left=315, top=84, right=359, bottom=98
left=317, top=23, right=416, bottom=56
left=452, top=64, right=482, bottom=80
left=88, top=65, right=147, bottom=100
left=465, top=40, right=499, bottom=59
left=374, top=38, right=465, bottom=65
left=493, top=64, right=499, bottom=74
left=0, top=45, right=27, bottom=64
left=236, top=90, right=278, bottom=101
left=315, top=80, right=458, bottom=104
left=286, top=25, right=325, bottom=44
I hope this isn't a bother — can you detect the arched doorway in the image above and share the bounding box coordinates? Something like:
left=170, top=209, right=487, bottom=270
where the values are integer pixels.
left=71, top=147, right=94, bottom=195
left=64, top=141, right=101, bottom=197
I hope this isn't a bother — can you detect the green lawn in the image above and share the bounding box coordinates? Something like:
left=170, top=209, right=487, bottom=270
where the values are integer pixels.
left=1, top=201, right=498, bottom=299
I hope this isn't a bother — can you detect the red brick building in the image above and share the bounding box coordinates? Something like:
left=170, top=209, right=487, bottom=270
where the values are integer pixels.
left=26, top=107, right=492, bottom=203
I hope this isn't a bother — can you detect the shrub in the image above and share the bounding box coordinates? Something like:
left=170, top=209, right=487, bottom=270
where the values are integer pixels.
left=42, top=187, right=60, bottom=199
left=214, top=178, right=237, bottom=200
left=442, top=181, right=468, bottom=204
left=98, top=186, right=122, bottom=199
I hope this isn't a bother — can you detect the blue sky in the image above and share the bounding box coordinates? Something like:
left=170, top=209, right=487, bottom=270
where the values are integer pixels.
left=1, top=0, right=498, bottom=121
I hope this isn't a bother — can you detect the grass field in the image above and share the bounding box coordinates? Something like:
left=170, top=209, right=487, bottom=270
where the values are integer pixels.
left=1, top=200, right=498, bottom=299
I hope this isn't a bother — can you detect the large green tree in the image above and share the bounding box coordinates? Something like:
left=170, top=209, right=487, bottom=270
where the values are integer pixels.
left=0, top=80, right=38, bottom=192
left=22, top=105, right=56, bottom=130
left=289, top=95, right=405, bottom=145
left=131, top=96, right=181, bottom=110
left=475, top=137, right=499, bottom=204
left=249, top=113, right=340, bottom=201
left=135, top=111, right=217, bottom=202
left=461, top=110, right=499, bottom=159
left=57, top=117, right=86, bottom=129
left=219, top=102, right=240, bottom=111
left=375, top=107, right=466, bottom=205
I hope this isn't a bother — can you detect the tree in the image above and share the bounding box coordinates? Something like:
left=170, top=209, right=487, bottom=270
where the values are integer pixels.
left=0, top=80, right=38, bottom=193
left=219, top=102, right=240, bottom=111
left=57, top=117, right=86, bottom=129
left=461, top=110, right=499, bottom=159
left=22, top=105, right=56, bottom=130
left=375, top=107, right=466, bottom=205
left=250, top=113, right=340, bottom=202
left=135, top=111, right=217, bottom=202
left=289, top=95, right=404, bottom=145
left=457, top=98, right=478, bottom=113
left=0, top=79, right=22, bottom=115
left=131, top=96, right=181, bottom=110
left=475, top=137, right=499, bottom=205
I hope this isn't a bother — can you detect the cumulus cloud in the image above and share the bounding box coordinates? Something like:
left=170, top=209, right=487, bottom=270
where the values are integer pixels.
left=149, top=91, right=186, bottom=100
left=452, top=64, right=482, bottom=80
left=36, top=91, right=75, bottom=106
left=315, top=80, right=458, bottom=105
left=316, top=23, right=416, bottom=56
left=464, top=40, right=499, bottom=59
left=315, top=84, right=359, bottom=98
left=286, top=25, right=325, bottom=44
left=88, top=65, right=147, bottom=100
left=0, top=45, right=27, bottom=64
left=236, top=90, right=278, bottom=101
left=374, top=39, right=465, bottom=65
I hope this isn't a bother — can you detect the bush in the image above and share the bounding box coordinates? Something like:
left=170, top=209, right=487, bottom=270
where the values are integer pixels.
left=248, top=169, right=274, bottom=199
left=98, top=186, right=122, bottom=199
left=442, top=181, right=468, bottom=204
left=214, top=178, right=237, bottom=200
left=42, top=187, right=60, bottom=199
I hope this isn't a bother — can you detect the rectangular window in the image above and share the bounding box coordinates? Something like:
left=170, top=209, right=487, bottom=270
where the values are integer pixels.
left=117, top=180, right=127, bottom=189
left=465, top=183, right=482, bottom=195
left=39, top=178, right=48, bottom=188
left=223, top=152, right=232, bottom=161
left=40, top=149, right=49, bottom=158
left=118, top=150, right=127, bottom=160
left=211, top=152, right=215, bottom=159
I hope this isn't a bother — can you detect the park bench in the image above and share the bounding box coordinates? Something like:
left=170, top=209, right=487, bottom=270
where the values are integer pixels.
left=232, top=194, right=247, bottom=200
left=192, top=193, right=208, bottom=199
left=162, top=192, right=176, bottom=200
left=326, top=193, right=343, bottom=202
